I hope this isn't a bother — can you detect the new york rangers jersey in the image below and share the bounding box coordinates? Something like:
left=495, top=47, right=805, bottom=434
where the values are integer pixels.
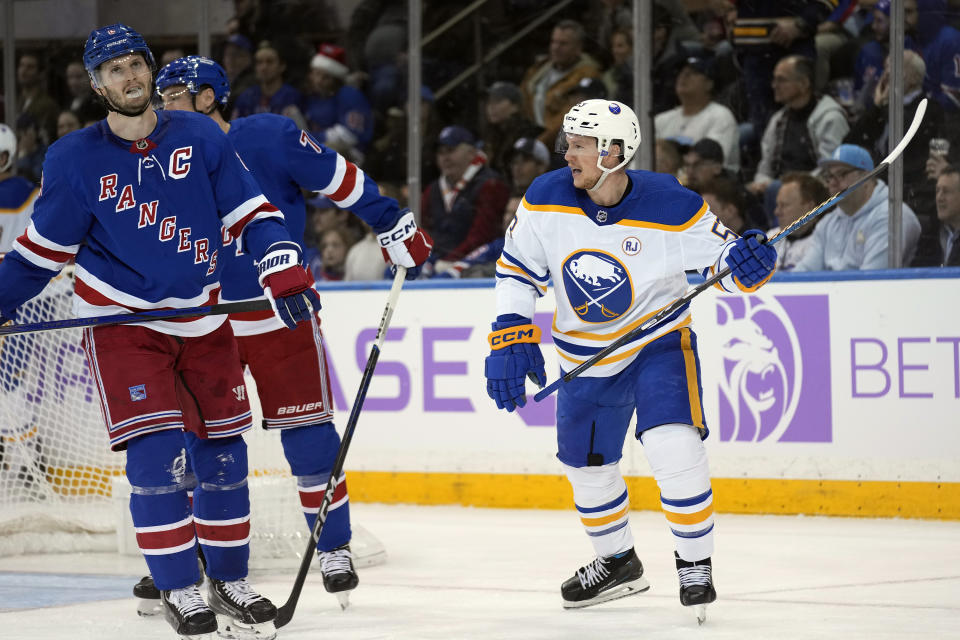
left=0, top=175, right=38, bottom=254
left=496, top=169, right=749, bottom=378
left=0, top=110, right=289, bottom=336
left=219, top=113, right=402, bottom=335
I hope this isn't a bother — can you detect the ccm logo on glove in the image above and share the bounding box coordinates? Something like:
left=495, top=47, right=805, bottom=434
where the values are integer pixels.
left=379, top=219, right=416, bottom=246
left=488, top=325, right=541, bottom=349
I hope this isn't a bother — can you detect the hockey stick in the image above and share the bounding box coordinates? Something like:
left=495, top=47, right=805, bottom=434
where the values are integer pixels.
left=274, top=265, right=407, bottom=629
left=0, top=298, right=273, bottom=337
left=533, top=98, right=928, bottom=402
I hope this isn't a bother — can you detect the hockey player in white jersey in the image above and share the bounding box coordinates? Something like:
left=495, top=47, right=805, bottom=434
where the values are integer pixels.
left=0, top=124, right=37, bottom=254
left=484, top=99, right=777, bottom=623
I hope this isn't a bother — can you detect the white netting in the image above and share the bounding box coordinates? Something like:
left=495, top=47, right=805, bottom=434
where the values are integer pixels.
left=0, top=271, right=120, bottom=554
left=0, top=273, right=384, bottom=568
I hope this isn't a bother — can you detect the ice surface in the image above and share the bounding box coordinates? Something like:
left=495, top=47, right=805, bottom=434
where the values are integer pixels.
left=0, top=504, right=957, bottom=639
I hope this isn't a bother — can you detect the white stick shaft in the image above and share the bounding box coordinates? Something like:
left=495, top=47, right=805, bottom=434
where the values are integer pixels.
left=374, top=266, right=406, bottom=350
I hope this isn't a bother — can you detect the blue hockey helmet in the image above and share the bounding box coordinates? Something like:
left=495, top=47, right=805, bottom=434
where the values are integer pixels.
left=83, top=24, right=155, bottom=87
left=156, top=56, right=231, bottom=107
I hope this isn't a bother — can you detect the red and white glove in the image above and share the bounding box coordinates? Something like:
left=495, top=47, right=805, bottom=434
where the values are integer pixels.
left=378, top=210, right=433, bottom=280
left=257, top=241, right=322, bottom=330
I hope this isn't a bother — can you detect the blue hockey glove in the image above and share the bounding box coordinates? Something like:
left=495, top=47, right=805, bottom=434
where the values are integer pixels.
left=725, top=229, right=777, bottom=289
left=484, top=315, right=546, bottom=412
left=257, top=241, right=322, bottom=329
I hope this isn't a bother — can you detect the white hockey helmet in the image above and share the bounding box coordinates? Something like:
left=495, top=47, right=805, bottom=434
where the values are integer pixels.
left=561, top=99, right=640, bottom=189
left=0, top=124, right=16, bottom=173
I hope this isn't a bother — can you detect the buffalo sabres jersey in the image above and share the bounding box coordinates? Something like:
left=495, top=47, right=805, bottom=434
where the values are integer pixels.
left=220, top=114, right=402, bottom=335
left=0, top=110, right=289, bottom=336
left=0, top=175, right=38, bottom=254
left=496, top=168, right=750, bottom=378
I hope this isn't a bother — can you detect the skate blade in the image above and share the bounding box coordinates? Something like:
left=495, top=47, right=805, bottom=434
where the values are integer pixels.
left=177, top=633, right=215, bottom=640
left=694, top=603, right=707, bottom=625
left=336, top=591, right=351, bottom=610
left=214, top=614, right=277, bottom=640
left=562, top=576, right=651, bottom=609
left=136, top=600, right=163, bottom=617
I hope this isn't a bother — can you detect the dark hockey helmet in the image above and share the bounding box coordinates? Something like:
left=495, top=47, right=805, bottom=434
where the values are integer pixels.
left=156, top=56, right=231, bottom=107
left=83, top=23, right=155, bottom=88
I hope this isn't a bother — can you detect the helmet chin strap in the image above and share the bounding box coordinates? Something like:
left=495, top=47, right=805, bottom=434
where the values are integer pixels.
left=588, top=169, right=613, bottom=192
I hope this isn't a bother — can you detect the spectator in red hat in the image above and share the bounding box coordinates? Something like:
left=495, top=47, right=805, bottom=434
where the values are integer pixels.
left=421, top=125, right=510, bottom=262
left=303, top=43, right=374, bottom=165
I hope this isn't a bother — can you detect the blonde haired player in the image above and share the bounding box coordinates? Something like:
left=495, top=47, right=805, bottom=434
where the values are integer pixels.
left=484, top=99, right=777, bottom=623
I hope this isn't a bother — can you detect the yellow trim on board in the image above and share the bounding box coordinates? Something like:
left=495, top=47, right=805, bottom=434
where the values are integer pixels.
left=344, top=471, right=960, bottom=520
left=40, top=466, right=960, bottom=520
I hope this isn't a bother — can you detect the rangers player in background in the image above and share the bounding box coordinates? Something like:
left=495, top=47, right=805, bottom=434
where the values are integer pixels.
left=0, top=24, right=326, bottom=640
left=0, top=124, right=38, bottom=253
left=125, top=55, right=430, bottom=612
left=484, top=99, right=777, bottom=623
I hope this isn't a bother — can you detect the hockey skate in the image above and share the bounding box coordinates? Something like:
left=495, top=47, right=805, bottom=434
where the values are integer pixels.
left=134, top=565, right=205, bottom=617
left=207, top=578, right=277, bottom=640
left=675, top=551, right=717, bottom=625
left=160, top=584, right=218, bottom=639
left=561, top=548, right=650, bottom=609
left=319, top=543, right=359, bottom=609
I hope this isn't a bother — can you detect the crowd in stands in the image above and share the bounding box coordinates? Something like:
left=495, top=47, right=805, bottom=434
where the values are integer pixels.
left=5, top=0, right=960, bottom=282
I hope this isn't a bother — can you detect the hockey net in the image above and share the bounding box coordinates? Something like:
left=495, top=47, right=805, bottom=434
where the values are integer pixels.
left=0, top=271, right=384, bottom=568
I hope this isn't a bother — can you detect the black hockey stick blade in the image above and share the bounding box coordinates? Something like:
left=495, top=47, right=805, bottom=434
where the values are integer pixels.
left=0, top=298, right=273, bottom=337
left=533, top=99, right=928, bottom=402
left=274, top=266, right=406, bottom=629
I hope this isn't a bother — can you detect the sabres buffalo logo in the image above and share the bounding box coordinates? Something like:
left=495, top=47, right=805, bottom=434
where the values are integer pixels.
left=561, top=250, right=632, bottom=322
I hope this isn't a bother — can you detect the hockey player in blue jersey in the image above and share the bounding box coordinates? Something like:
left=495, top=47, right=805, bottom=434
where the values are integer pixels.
left=484, top=99, right=777, bottom=623
left=145, top=55, right=431, bottom=611
left=0, top=24, right=330, bottom=639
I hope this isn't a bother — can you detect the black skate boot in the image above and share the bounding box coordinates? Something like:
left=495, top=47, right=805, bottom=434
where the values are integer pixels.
left=160, top=584, right=218, bottom=639
left=134, top=562, right=205, bottom=617
left=561, top=548, right=650, bottom=609
left=675, top=551, right=717, bottom=625
left=319, top=543, right=359, bottom=609
left=207, top=577, right=277, bottom=639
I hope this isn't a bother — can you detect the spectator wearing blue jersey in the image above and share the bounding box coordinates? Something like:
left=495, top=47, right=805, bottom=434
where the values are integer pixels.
left=220, top=33, right=255, bottom=117
left=851, top=0, right=911, bottom=114
left=303, top=43, right=373, bottom=165
left=231, top=40, right=305, bottom=128
left=913, top=0, right=960, bottom=112
left=154, top=54, right=432, bottom=615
